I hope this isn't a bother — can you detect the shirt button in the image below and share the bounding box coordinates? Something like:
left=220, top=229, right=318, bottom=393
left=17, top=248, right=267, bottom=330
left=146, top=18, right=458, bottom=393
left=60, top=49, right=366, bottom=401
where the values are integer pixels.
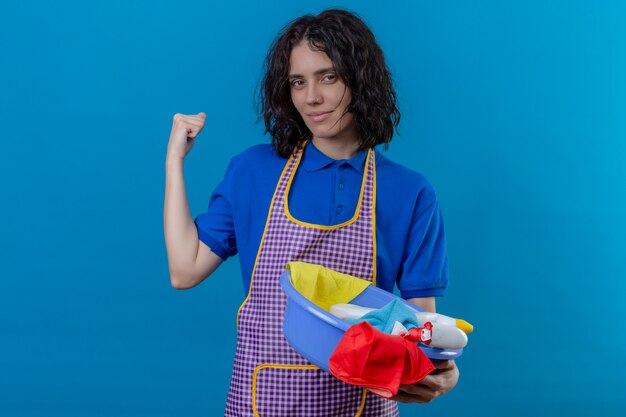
left=338, top=183, right=344, bottom=190
left=336, top=206, right=343, bottom=214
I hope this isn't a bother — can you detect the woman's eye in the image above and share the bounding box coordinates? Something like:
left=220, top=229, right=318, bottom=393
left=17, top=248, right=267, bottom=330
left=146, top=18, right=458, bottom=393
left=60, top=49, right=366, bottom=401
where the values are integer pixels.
left=291, top=80, right=304, bottom=87
left=323, top=74, right=336, bottom=82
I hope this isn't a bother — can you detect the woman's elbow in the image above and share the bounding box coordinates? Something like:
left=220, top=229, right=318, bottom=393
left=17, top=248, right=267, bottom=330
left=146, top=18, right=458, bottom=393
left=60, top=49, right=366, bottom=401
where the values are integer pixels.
left=169, top=271, right=198, bottom=290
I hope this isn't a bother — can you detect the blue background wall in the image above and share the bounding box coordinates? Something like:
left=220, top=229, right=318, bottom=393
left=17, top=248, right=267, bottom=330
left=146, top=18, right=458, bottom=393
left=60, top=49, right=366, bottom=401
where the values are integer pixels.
left=1, top=0, right=625, bottom=415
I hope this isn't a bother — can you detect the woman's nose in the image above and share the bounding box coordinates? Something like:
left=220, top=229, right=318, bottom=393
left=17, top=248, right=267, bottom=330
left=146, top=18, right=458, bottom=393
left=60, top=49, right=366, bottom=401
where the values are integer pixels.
left=305, top=84, right=322, bottom=105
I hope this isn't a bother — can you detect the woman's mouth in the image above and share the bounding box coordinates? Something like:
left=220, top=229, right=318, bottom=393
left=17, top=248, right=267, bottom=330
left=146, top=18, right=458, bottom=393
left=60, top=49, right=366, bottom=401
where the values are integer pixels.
left=308, top=111, right=332, bottom=123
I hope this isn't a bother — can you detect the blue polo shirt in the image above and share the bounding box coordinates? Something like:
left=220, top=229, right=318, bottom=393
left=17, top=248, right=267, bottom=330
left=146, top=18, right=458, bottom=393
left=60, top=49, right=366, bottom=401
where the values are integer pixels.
left=194, top=141, right=448, bottom=299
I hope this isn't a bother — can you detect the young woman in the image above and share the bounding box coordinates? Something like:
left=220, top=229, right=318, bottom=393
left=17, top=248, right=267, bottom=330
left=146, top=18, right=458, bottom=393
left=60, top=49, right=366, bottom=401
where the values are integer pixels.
left=164, top=8, right=459, bottom=416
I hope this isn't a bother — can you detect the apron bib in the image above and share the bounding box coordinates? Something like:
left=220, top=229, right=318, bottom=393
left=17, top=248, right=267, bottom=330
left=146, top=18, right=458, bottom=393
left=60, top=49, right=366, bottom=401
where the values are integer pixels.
left=224, top=141, right=399, bottom=417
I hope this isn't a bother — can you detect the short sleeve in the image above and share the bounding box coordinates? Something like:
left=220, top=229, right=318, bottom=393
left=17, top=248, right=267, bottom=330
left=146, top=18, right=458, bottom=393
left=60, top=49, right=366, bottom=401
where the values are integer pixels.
left=397, top=192, right=449, bottom=299
left=193, top=158, right=238, bottom=261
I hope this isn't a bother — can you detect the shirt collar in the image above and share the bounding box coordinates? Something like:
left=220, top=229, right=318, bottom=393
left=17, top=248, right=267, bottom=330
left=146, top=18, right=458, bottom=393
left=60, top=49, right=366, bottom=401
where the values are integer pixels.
left=301, top=140, right=368, bottom=174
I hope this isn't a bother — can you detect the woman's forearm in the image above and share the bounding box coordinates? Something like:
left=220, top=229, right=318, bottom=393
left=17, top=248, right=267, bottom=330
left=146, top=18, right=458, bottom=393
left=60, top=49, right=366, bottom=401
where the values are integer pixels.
left=163, top=157, right=199, bottom=287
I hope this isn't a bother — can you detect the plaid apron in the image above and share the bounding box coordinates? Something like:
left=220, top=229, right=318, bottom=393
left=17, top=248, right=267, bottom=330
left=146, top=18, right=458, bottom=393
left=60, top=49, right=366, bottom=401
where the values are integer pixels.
left=224, top=141, right=399, bottom=416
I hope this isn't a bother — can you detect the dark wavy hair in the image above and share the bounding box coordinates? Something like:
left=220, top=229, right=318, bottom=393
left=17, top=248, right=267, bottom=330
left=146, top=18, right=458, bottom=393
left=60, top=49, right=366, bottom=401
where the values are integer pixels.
left=257, top=9, right=400, bottom=158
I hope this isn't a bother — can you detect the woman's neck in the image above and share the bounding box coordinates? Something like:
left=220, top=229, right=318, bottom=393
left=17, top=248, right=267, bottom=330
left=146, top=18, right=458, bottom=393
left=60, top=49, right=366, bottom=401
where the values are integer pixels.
left=311, top=137, right=361, bottom=160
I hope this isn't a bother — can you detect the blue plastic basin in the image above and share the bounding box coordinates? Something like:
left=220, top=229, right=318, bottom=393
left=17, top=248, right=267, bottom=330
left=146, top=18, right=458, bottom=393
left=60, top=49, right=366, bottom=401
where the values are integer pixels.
left=279, top=271, right=463, bottom=372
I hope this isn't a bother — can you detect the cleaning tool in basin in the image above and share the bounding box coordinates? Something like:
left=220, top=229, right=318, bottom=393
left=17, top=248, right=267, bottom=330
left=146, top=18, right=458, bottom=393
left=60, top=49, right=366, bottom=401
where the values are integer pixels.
left=328, top=321, right=436, bottom=399
left=331, top=303, right=474, bottom=333
left=333, top=302, right=469, bottom=350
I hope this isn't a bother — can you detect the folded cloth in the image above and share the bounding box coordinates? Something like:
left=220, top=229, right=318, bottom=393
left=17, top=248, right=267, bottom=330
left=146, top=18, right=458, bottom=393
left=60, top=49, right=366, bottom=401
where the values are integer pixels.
left=346, top=299, right=421, bottom=334
left=329, top=321, right=435, bottom=399
left=286, top=261, right=372, bottom=311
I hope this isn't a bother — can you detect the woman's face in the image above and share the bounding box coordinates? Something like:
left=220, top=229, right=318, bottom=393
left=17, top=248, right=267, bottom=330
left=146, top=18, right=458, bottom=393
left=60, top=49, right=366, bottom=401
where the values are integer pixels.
left=288, top=40, right=357, bottom=145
